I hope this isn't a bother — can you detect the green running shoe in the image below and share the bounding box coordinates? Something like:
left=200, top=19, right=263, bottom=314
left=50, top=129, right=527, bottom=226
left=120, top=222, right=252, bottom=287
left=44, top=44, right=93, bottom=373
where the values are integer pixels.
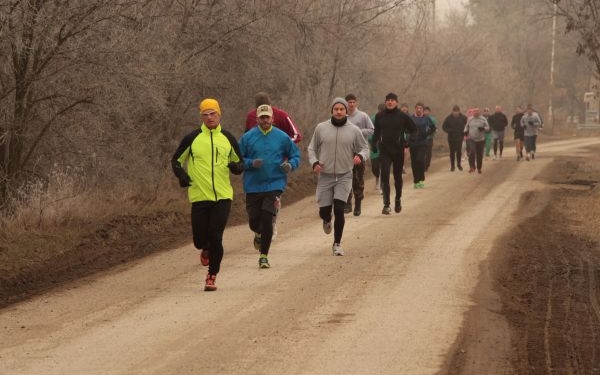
left=259, top=254, right=270, bottom=269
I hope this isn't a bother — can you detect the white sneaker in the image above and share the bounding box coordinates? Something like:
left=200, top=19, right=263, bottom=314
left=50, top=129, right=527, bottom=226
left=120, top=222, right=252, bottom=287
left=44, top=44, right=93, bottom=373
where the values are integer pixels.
left=323, top=220, right=332, bottom=234
left=332, top=243, right=344, bottom=256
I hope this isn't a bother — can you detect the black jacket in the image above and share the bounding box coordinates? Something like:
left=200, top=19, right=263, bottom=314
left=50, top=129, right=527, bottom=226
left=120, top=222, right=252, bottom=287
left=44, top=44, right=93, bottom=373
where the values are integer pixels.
left=511, top=113, right=525, bottom=139
left=442, top=113, right=468, bottom=141
left=371, top=107, right=417, bottom=155
left=488, top=112, right=508, bottom=131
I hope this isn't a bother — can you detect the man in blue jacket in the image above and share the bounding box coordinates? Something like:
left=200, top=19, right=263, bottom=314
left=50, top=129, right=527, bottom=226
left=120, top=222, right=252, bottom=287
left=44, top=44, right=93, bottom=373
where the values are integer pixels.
left=239, top=104, right=301, bottom=269
left=410, top=102, right=436, bottom=188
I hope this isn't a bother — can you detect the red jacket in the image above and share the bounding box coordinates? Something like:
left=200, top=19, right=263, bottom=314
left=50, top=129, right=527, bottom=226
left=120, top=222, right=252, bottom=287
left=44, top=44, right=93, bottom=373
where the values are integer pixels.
left=245, top=106, right=302, bottom=144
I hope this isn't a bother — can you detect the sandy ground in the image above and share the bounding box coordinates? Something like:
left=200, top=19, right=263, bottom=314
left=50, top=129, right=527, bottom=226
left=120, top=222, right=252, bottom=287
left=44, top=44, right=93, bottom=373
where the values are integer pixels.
left=1, top=137, right=599, bottom=375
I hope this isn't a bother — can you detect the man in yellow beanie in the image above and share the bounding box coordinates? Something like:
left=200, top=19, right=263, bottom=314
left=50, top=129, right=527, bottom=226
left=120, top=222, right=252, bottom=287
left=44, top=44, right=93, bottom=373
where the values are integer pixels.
left=171, top=98, right=244, bottom=291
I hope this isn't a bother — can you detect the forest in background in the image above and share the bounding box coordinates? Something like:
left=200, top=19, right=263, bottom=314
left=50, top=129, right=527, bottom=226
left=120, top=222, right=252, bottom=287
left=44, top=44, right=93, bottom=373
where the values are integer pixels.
left=0, top=0, right=598, bottom=235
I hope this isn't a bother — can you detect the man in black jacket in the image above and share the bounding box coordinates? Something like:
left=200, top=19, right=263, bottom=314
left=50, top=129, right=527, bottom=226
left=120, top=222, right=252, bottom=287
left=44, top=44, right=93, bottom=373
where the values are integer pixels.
left=511, top=106, right=525, bottom=161
left=371, top=93, right=417, bottom=214
left=488, top=105, right=509, bottom=159
left=442, top=105, right=467, bottom=171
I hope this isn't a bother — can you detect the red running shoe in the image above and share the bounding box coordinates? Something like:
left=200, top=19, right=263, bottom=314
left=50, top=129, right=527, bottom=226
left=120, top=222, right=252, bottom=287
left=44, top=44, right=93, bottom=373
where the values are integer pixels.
left=204, top=274, right=217, bottom=291
left=469, top=168, right=475, bottom=173
left=200, top=250, right=209, bottom=267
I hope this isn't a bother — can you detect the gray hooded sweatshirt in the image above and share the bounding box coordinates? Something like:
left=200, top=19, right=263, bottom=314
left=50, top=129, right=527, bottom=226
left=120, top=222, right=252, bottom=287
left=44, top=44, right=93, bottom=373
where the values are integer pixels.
left=308, top=119, right=369, bottom=176
left=464, top=116, right=490, bottom=142
left=520, top=112, right=543, bottom=136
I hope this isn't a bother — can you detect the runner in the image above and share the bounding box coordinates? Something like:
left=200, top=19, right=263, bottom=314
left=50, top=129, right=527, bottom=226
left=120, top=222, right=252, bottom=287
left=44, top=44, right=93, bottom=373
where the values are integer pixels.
left=464, top=107, right=489, bottom=174
left=239, top=104, right=300, bottom=269
left=371, top=93, right=417, bottom=214
left=307, top=97, right=369, bottom=255
left=423, top=106, right=438, bottom=172
left=245, top=92, right=302, bottom=240
left=511, top=105, right=525, bottom=161
left=482, top=107, right=492, bottom=158
left=244, top=92, right=302, bottom=143
left=410, top=103, right=437, bottom=188
left=488, top=105, right=509, bottom=159
left=369, top=103, right=386, bottom=193
left=442, top=105, right=468, bottom=171
left=171, top=98, right=244, bottom=291
left=520, top=104, right=543, bottom=161
left=343, top=94, right=374, bottom=216
left=400, top=103, right=410, bottom=174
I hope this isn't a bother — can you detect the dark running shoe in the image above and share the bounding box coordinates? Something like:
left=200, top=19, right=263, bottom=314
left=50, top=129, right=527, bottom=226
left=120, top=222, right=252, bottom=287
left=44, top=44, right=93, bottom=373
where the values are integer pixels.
left=394, top=200, right=402, bottom=213
left=382, top=205, right=392, bottom=215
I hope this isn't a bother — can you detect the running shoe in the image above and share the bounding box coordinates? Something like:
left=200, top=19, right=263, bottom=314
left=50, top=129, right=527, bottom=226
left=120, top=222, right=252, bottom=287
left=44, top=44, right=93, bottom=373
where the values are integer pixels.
left=332, top=243, right=344, bottom=256
left=469, top=168, right=475, bottom=173
left=259, top=254, right=270, bottom=269
left=344, top=202, right=352, bottom=214
left=382, top=205, right=392, bottom=215
left=531, top=152, right=535, bottom=160
left=417, top=181, right=425, bottom=188
left=200, top=250, right=210, bottom=267
left=394, top=199, right=402, bottom=213
left=323, top=220, right=332, bottom=234
left=457, top=165, right=463, bottom=171
left=477, top=169, right=482, bottom=174
left=253, top=233, right=261, bottom=251
left=204, top=274, right=217, bottom=291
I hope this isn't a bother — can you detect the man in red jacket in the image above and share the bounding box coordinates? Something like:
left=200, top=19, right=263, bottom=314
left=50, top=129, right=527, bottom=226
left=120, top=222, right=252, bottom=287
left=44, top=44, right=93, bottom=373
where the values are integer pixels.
left=244, top=92, right=302, bottom=144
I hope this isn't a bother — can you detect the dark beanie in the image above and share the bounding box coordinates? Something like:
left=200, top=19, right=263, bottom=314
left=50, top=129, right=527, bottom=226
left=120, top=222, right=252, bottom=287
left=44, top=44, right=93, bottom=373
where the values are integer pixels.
left=385, top=92, right=398, bottom=101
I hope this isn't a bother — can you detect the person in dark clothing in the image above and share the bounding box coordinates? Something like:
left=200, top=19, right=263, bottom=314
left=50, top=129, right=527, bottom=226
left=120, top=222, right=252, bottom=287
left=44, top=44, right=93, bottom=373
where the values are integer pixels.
left=423, top=106, right=437, bottom=172
left=410, top=102, right=436, bottom=188
left=488, top=106, right=509, bottom=159
left=511, top=106, right=525, bottom=161
left=371, top=93, right=417, bottom=214
left=442, top=105, right=468, bottom=171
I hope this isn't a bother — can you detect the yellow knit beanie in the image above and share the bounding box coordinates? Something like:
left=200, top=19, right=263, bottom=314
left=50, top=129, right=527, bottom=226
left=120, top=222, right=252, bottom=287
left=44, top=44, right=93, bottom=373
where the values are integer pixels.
left=199, top=98, right=221, bottom=115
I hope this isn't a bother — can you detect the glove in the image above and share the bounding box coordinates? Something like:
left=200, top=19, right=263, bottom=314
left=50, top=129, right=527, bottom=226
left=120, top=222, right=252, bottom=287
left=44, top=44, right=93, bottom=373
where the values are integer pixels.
left=252, top=159, right=263, bottom=168
left=478, top=126, right=485, bottom=131
left=178, top=172, right=192, bottom=187
left=227, top=161, right=243, bottom=175
left=280, top=162, right=292, bottom=173
left=528, top=120, right=534, bottom=126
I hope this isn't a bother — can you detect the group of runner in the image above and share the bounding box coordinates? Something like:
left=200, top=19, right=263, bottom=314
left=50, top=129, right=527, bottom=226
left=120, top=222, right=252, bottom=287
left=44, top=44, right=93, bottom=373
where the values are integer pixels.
left=171, top=94, right=542, bottom=291
left=439, top=103, right=543, bottom=174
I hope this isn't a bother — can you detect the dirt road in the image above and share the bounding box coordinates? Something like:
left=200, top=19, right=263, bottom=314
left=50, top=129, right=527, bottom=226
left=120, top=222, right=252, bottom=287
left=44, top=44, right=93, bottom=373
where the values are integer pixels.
left=2, top=137, right=599, bottom=375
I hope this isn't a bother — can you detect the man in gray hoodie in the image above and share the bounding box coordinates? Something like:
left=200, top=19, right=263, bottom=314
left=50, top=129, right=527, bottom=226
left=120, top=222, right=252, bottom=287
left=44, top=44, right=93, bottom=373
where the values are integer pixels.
left=344, top=93, right=374, bottom=216
left=308, top=97, right=370, bottom=256
left=464, top=107, right=490, bottom=174
left=520, top=104, right=543, bottom=161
